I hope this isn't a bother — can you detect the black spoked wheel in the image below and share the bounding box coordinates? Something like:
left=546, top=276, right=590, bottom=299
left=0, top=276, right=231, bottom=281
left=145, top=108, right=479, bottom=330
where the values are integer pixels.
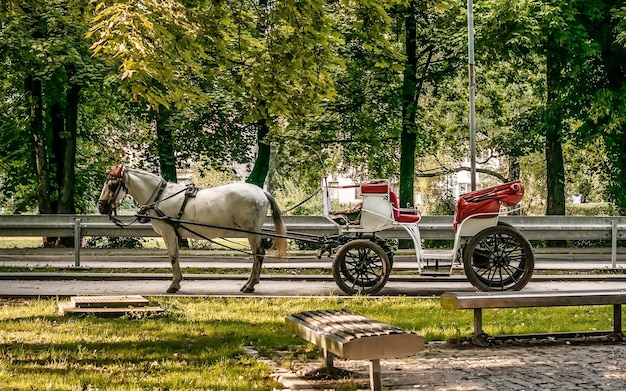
left=463, top=224, right=534, bottom=291
left=332, top=239, right=391, bottom=295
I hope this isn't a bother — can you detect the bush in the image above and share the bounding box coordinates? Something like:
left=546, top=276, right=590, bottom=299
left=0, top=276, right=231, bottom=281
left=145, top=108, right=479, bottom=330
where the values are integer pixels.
left=566, top=202, right=618, bottom=216
left=84, top=236, right=145, bottom=249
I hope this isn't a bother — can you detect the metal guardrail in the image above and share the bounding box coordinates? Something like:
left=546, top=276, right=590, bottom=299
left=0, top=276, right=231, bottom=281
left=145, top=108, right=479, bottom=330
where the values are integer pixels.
left=1, top=214, right=626, bottom=266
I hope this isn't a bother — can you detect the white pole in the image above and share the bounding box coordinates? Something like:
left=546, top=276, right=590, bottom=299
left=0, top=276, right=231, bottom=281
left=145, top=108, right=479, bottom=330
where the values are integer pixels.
left=467, top=0, right=477, bottom=191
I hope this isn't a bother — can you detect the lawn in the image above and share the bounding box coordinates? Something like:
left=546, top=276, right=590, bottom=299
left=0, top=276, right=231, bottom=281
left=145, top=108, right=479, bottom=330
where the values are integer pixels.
left=0, top=297, right=620, bottom=390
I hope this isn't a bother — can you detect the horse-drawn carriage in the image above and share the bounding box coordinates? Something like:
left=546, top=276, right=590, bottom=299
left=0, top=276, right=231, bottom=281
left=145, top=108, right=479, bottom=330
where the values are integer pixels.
left=98, top=165, right=534, bottom=295
left=319, top=179, right=534, bottom=295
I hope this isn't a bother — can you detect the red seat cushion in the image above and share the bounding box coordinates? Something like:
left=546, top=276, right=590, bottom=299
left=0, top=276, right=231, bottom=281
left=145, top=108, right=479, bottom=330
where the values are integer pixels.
left=396, top=213, right=421, bottom=223
left=389, top=192, right=421, bottom=223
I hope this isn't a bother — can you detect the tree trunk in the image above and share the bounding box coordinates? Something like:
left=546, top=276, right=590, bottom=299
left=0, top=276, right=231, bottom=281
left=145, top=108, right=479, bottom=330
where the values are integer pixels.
left=545, top=42, right=566, bottom=247
left=155, top=105, right=189, bottom=248
left=47, top=83, right=81, bottom=248
left=399, top=1, right=417, bottom=208
left=544, top=51, right=566, bottom=217
left=597, top=6, right=626, bottom=212
left=246, top=116, right=271, bottom=188
left=50, top=99, right=64, bottom=213
left=57, top=83, right=80, bottom=214
left=509, top=156, right=521, bottom=215
left=25, top=75, right=52, bottom=215
left=156, top=105, right=178, bottom=183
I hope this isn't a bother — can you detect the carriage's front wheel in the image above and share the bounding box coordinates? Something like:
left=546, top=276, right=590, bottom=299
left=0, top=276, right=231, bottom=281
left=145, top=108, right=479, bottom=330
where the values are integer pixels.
left=332, top=239, right=391, bottom=295
left=463, top=224, right=534, bottom=291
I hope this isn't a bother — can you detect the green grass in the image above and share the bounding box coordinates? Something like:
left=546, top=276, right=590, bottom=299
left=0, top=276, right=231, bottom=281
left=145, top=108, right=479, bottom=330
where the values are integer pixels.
left=0, top=297, right=622, bottom=390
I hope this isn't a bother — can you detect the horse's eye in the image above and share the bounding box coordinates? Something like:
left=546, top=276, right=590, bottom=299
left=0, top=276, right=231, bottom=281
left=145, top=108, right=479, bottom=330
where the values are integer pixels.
left=108, top=181, right=119, bottom=192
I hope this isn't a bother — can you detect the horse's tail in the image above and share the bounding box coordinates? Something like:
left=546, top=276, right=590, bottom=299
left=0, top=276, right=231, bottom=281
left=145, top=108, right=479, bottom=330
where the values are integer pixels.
left=264, top=191, right=287, bottom=258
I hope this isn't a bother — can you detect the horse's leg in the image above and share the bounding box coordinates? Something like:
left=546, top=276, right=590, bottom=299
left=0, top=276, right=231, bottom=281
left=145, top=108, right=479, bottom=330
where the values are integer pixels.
left=162, top=230, right=183, bottom=293
left=241, top=234, right=264, bottom=293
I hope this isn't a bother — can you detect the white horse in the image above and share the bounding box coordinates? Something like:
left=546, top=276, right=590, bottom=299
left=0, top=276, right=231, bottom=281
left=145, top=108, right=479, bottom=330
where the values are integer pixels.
left=97, top=164, right=287, bottom=293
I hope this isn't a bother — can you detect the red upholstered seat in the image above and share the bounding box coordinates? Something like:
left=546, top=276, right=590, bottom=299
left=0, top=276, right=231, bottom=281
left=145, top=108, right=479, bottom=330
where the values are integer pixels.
left=453, top=181, right=524, bottom=232
left=360, top=182, right=420, bottom=223
left=389, top=192, right=421, bottom=223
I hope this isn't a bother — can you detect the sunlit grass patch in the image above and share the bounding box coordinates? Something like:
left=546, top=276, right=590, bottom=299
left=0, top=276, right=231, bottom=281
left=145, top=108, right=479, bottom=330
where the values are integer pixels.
left=0, top=297, right=622, bottom=390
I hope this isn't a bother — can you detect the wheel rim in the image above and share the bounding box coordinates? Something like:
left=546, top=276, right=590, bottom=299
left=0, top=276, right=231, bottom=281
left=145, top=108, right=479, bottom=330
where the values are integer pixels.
left=332, top=240, right=391, bottom=295
left=339, top=246, right=384, bottom=290
left=470, top=230, right=527, bottom=290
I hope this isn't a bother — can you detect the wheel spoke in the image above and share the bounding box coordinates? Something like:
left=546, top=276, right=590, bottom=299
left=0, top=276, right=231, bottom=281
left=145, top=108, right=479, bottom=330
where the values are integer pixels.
left=464, top=224, right=534, bottom=292
left=332, top=240, right=391, bottom=295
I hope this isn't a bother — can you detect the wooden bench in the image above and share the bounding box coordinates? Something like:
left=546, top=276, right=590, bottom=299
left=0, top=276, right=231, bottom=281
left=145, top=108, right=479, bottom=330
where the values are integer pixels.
left=285, top=309, right=424, bottom=391
left=441, top=290, right=626, bottom=345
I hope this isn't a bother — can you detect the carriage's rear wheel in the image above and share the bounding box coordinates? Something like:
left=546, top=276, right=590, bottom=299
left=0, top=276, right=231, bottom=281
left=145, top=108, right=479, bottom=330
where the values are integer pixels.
left=332, top=239, right=391, bottom=295
left=463, top=224, right=534, bottom=291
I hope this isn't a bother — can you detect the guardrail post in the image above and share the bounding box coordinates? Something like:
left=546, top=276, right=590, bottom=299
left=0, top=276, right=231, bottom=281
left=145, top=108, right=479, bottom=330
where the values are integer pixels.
left=612, top=219, right=618, bottom=269
left=74, top=218, right=81, bottom=267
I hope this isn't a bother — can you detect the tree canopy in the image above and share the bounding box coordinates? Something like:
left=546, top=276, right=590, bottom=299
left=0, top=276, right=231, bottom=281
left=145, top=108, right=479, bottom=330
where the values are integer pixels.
left=0, top=0, right=626, bottom=224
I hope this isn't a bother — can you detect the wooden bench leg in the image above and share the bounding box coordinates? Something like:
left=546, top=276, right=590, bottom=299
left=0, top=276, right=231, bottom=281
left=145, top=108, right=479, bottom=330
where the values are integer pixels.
left=324, top=349, right=335, bottom=369
left=369, top=359, right=381, bottom=391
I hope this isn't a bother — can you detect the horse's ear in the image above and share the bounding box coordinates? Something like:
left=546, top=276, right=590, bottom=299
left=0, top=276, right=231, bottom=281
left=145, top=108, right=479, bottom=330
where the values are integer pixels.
left=110, top=164, right=124, bottom=178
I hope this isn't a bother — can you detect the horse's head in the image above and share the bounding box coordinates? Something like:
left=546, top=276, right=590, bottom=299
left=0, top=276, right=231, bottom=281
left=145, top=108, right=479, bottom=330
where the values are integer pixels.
left=98, top=164, right=128, bottom=216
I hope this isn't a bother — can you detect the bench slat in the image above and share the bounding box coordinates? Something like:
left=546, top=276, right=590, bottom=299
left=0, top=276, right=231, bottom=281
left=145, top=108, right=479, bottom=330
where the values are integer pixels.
left=293, top=310, right=406, bottom=339
left=286, top=310, right=424, bottom=360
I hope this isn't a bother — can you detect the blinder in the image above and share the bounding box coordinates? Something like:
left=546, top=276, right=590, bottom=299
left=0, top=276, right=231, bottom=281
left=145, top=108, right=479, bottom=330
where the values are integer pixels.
left=98, top=164, right=127, bottom=215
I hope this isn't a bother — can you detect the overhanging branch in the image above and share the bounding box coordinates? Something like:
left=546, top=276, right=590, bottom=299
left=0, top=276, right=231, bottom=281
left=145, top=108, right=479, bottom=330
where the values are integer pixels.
left=417, top=166, right=508, bottom=182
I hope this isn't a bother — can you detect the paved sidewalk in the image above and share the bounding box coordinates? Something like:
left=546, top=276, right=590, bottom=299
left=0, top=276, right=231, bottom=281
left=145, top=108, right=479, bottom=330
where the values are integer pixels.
left=272, top=340, right=626, bottom=390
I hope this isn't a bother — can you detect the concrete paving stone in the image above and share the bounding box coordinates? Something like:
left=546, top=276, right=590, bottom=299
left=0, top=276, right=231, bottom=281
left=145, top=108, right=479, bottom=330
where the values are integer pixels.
left=271, top=341, right=626, bottom=390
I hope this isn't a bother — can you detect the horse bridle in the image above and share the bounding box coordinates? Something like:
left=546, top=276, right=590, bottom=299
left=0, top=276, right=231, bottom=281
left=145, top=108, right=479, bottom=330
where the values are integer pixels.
left=98, top=164, right=127, bottom=216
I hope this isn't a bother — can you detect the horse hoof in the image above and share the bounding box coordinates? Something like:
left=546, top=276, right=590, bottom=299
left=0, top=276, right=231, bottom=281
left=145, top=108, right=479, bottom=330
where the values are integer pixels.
left=240, top=285, right=255, bottom=293
left=167, top=287, right=179, bottom=294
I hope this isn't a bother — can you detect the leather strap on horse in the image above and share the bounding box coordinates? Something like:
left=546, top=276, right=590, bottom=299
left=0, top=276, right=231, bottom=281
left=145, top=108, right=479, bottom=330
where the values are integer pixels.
left=138, top=184, right=200, bottom=241
left=176, top=186, right=199, bottom=220
left=170, top=186, right=199, bottom=240
left=137, top=180, right=168, bottom=223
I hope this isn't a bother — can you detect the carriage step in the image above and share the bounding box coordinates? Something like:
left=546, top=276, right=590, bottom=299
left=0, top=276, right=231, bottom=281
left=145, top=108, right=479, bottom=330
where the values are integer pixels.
left=421, top=259, right=453, bottom=271
left=420, top=251, right=455, bottom=261
left=420, top=272, right=452, bottom=277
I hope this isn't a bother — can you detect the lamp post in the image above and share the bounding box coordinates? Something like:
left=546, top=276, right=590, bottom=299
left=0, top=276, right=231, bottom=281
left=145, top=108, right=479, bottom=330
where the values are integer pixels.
left=467, top=0, right=477, bottom=191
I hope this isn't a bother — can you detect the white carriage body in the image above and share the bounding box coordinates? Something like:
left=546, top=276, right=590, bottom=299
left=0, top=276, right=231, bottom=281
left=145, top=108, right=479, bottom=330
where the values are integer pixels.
left=322, top=179, right=520, bottom=274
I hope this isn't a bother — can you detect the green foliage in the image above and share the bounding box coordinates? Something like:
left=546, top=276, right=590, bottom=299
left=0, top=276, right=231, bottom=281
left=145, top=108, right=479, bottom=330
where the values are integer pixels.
left=2, top=0, right=626, bottom=217
left=566, top=202, right=618, bottom=217
left=271, top=179, right=323, bottom=216
left=88, top=0, right=205, bottom=108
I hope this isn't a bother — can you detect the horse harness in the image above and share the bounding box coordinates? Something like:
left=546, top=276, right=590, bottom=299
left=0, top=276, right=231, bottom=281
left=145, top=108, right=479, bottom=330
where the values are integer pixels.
left=138, top=183, right=200, bottom=239
left=107, top=165, right=200, bottom=237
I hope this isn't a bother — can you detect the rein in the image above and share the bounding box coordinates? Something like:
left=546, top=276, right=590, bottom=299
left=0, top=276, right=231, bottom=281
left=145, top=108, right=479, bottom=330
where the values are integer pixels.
left=134, top=214, right=307, bottom=260
left=283, top=187, right=321, bottom=213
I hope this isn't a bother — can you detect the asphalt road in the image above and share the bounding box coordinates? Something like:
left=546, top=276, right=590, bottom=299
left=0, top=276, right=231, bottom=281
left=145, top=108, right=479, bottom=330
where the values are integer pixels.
left=1, top=248, right=625, bottom=298
left=2, top=273, right=625, bottom=298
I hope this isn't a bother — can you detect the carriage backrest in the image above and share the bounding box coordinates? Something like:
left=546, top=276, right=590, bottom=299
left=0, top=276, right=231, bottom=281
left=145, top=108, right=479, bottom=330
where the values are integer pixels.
left=453, top=181, right=524, bottom=232
left=361, top=183, right=389, bottom=194
left=361, top=182, right=421, bottom=224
